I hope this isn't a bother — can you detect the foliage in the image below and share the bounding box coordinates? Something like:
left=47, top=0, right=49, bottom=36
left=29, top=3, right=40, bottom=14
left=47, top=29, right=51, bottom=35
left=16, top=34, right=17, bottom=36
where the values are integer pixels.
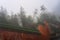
left=0, top=6, right=60, bottom=33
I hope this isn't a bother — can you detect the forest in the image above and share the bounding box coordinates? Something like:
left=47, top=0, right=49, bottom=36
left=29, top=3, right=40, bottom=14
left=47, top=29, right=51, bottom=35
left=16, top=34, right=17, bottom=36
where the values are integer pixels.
left=0, top=5, right=60, bottom=33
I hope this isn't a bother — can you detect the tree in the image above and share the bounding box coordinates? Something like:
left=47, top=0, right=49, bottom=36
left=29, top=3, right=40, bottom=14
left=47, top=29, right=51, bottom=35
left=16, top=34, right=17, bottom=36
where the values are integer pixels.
left=40, top=5, right=46, bottom=11
left=19, top=7, right=27, bottom=27
left=0, top=6, right=8, bottom=24
left=33, top=9, right=38, bottom=23
left=26, top=15, right=34, bottom=28
left=10, top=14, right=19, bottom=26
left=37, top=8, right=59, bottom=34
left=18, top=7, right=37, bottom=28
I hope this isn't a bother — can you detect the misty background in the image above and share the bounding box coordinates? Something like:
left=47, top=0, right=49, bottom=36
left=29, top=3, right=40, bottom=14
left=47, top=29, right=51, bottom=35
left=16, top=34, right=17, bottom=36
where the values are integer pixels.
left=0, top=0, right=59, bottom=15
left=0, top=0, right=60, bottom=34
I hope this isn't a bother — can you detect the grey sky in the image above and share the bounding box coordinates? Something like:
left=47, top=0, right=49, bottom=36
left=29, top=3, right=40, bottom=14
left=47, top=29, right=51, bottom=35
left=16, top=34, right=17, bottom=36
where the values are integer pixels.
left=0, top=0, right=58, bottom=15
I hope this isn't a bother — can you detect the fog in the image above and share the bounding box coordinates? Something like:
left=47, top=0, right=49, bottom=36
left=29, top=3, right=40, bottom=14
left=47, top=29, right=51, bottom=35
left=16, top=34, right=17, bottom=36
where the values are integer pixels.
left=0, top=0, right=58, bottom=15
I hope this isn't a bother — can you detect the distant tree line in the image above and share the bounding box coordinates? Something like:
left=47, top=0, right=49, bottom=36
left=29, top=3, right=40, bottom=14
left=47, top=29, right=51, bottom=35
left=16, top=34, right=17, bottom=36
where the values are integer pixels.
left=0, top=5, right=60, bottom=32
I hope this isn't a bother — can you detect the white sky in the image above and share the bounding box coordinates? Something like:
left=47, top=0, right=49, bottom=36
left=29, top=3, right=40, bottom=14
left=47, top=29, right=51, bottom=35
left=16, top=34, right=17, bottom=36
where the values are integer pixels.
left=0, top=0, right=58, bottom=15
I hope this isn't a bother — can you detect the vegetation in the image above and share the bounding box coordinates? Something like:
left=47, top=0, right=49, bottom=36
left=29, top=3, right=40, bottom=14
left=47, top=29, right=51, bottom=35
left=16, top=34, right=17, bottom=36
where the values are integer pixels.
left=0, top=5, right=60, bottom=33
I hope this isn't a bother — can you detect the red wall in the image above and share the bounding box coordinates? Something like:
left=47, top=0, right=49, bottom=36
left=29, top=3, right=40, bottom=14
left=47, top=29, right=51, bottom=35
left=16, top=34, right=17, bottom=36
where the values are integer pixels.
left=0, top=29, right=41, bottom=40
